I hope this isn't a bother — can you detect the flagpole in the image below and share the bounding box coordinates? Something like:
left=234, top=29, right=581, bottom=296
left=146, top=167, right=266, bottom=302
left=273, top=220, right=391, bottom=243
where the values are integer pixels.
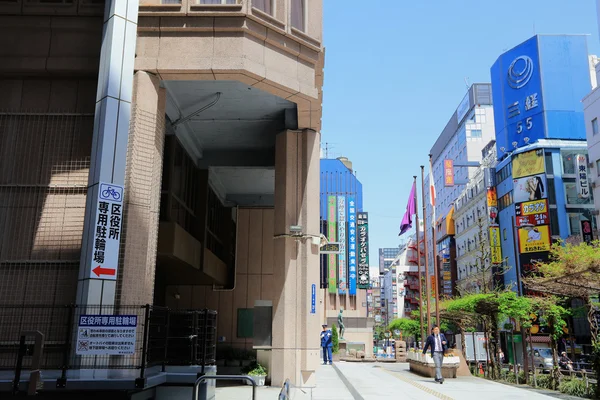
left=413, top=175, right=425, bottom=348
left=430, top=154, right=441, bottom=328
left=420, top=165, right=431, bottom=335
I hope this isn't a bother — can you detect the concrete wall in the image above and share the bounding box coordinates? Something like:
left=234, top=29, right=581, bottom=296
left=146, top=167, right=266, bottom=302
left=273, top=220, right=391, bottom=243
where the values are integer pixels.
left=164, top=207, right=275, bottom=350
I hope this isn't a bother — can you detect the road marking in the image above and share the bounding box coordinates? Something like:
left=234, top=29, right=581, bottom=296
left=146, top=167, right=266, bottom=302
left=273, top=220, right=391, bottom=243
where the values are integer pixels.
left=381, top=368, right=455, bottom=400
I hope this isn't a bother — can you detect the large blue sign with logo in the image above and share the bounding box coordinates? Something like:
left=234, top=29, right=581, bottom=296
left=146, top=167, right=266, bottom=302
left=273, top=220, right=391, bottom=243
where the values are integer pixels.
left=491, top=35, right=590, bottom=160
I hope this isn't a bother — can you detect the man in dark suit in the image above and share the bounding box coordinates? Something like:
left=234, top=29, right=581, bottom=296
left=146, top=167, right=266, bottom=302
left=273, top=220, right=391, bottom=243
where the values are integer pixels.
left=422, top=325, right=447, bottom=383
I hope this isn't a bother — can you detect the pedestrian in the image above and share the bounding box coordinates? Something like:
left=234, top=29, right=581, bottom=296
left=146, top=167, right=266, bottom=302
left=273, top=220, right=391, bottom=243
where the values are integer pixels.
left=423, top=325, right=447, bottom=384
left=320, top=324, right=333, bottom=365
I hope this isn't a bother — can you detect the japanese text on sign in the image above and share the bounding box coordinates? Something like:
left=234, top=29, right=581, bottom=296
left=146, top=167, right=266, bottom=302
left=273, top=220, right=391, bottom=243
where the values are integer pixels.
left=347, top=196, right=357, bottom=295
left=444, top=159, right=454, bottom=187
left=90, top=183, right=124, bottom=280
left=357, top=212, right=370, bottom=289
left=76, top=314, right=137, bottom=356
left=337, top=196, right=347, bottom=294
left=327, top=196, right=337, bottom=294
left=576, top=155, right=590, bottom=199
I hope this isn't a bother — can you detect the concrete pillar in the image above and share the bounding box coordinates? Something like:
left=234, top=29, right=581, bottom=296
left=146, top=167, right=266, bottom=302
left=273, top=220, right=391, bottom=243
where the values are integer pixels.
left=77, top=0, right=139, bottom=306
left=272, top=129, right=321, bottom=387
left=117, top=71, right=166, bottom=305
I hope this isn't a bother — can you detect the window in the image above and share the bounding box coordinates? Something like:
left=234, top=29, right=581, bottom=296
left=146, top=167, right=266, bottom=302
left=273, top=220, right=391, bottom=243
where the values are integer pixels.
left=237, top=308, right=254, bottom=338
left=291, top=0, right=305, bottom=31
left=200, top=0, right=237, bottom=3
left=544, top=151, right=554, bottom=175
left=471, top=129, right=483, bottom=138
left=562, top=150, right=587, bottom=175
left=593, top=118, right=599, bottom=136
left=564, top=181, right=594, bottom=205
left=597, top=159, right=600, bottom=176
left=550, top=208, right=560, bottom=237
left=252, top=0, right=272, bottom=14
left=547, top=178, right=556, bottom=205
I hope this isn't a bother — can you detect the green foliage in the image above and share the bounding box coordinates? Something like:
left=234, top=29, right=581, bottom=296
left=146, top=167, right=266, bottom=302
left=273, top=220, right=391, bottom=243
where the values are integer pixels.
left=388, top=318, right=420, bottom=340
left=530, top=297, right=569, bottom=342
left=331, top=324, right=339, bottom=354
left=535, top=374, right=556, bottom=390
left=559, top=378, right=594, bottom=398
left=241, top=361, right=267, bottom=376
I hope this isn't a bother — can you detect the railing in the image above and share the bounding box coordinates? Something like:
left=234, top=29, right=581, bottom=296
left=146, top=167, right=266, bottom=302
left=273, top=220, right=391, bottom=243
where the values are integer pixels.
left=1, top=304, right=217, bottom=390
left=193, top=375, right=256, bottom=400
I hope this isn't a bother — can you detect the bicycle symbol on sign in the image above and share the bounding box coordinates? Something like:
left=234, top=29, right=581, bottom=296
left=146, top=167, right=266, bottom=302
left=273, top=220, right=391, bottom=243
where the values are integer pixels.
left=102, top=186, right=121, bottom=201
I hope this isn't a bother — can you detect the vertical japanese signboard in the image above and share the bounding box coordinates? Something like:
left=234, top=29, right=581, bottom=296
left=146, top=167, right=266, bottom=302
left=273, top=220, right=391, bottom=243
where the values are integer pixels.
left=90, top=182, right=124, bottom=279
left=444, top=159, right=454, bottom=187
left=347, top=196, right=357, bottom=296
left=582, top=220, right=593, bottom=244
left=76, top=314, right=137, bottom=355
left=576, top=154, right=590, bottom=199
left=357, top=212, right=370, bottom=289
left=337, top=196, right=347, bottom=294
left=310, top=284, right=316, bottom=314
left=327, top=196, right=337, bottom=293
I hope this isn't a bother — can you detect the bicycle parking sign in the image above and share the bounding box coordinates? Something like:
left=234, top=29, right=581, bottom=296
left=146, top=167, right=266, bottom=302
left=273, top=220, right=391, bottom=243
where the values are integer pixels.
left=89, top=182, right=124, bottom=280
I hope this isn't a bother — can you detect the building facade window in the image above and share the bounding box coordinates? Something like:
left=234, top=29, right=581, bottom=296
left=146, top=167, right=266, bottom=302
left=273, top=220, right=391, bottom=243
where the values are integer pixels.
left=291, top=0, right=305, bottom=31
left=597, top=159, right=600, bottom=176
left=564, top=180, right=594, bottom=205
left=561, top=150, right=587, bottom=176
left=200, top=0, right=237, bottom=4
left=544, top=150, right=554, bottom=175
left=252, top=0, right=272, bottom=14
left=593, top=118, right=599, bottom=136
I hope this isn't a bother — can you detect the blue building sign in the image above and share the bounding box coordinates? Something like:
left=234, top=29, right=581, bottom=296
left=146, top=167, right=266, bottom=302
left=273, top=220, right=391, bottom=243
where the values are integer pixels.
left=491, top=35, right=590, bottom=160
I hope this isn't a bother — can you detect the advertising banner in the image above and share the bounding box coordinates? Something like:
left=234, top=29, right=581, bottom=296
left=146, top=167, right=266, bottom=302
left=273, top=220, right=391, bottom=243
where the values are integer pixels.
left=348, top=196, right=357, bottom=295
left=518, top=225, right=551, bottom=254
left=338, top=196, right=347, bottom=294
left=513, top=173, right=547, bottom=204
left=444, top=159, right=454, bottom=187
left=514, top=199, right=549, bottom=227
left=327, top=196, right=337, bottom=293
left=582, top=220, right=593, bottom=244
left=489, top=227, right=502, bottom=264
left=576, top=154, right=590, bottom=199
left=487, top=187, right=499, bottom=226
left=357, top=212, right=370, bottom=289
left=512, top=149, right=545, bottom=179
left=520, top=252, right=550, bottom=274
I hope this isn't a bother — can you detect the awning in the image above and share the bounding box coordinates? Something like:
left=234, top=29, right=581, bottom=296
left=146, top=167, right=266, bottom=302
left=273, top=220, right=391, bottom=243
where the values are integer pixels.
left=445, top=206, right=455, bottom=236
left=530, top=335, right=551, bottom=343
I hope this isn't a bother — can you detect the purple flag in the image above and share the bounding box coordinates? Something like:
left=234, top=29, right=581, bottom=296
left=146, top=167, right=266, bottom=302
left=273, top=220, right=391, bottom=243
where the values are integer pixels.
left=399, top=181, right=416, bottom=236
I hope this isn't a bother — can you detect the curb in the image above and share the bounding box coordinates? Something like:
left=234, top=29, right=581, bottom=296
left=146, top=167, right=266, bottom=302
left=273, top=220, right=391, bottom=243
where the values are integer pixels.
left=331, top=363, right=365, bottom=400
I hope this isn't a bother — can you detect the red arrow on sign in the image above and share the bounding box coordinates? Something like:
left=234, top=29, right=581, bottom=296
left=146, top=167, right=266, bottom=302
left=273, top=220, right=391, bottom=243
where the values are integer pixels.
left=92, top=266, right=116, bottom=277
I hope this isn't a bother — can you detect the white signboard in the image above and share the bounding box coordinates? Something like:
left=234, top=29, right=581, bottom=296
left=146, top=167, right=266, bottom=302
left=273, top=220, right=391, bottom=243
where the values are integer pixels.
left=576, top=154, right=590, bottom=199
left=90, top=182, right=124, bottom=279
left=76, top=314, right=137, bottom=355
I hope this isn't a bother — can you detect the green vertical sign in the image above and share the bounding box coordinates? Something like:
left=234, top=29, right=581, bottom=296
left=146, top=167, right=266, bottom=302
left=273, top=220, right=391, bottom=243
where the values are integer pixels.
left=328, top=196, right=337, bottom=293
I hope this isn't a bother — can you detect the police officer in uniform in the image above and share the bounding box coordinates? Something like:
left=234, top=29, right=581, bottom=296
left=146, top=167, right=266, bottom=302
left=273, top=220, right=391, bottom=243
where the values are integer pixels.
left=320, top=324, right=333, bottom=365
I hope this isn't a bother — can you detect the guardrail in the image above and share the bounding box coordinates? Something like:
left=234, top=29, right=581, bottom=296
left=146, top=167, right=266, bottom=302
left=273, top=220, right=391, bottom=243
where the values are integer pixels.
left=193, top=375, right=256, bottom=400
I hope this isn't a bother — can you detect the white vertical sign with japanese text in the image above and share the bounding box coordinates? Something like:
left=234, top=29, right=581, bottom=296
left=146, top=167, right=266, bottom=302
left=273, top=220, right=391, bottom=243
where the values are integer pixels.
left=576, top=155, right=590, bottom=199
left=337, top=196, right=346, bottom=294
left=89, top=182, right=124, bottom=280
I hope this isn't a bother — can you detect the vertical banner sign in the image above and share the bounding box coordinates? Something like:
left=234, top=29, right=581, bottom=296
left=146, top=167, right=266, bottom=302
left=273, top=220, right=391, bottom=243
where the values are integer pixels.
left=310, top=284, right=316, bottom=314
left=90, top=182, right=124, bottom=279
left=581, top=220, right=593, bottom=244
left=337, top=196, right=347, bottom=294
left=576, top=154, right=590, bottom=199
left=327, top=196, right=337, bottom=293
left=486, top=186, right=502, bottom=264
left=357, top=212, right=370, bottom=289
left=444, top=159, right=454, bottom=187
left=347, top=196, right=357, bottom=295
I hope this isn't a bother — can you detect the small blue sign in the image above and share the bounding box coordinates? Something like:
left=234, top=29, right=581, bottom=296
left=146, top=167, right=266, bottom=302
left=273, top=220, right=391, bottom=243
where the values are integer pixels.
left=311, top=284, right=316, bottom=314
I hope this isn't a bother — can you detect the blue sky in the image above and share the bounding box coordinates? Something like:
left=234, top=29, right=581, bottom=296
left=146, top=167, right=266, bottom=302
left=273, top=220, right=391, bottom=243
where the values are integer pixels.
left=321, top=0, right=600, bottom=275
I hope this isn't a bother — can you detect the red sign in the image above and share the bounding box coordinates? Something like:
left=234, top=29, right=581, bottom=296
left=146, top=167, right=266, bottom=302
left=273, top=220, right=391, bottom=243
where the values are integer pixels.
left=92, top=265, right=116, bottom=277
left=514, top=199, right=549, bottom=227
left=444, top=159, right=454, bottom=187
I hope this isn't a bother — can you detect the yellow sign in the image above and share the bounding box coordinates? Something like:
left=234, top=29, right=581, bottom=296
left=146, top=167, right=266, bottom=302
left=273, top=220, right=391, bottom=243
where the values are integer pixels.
left=489, top=227, right=501, bottom=247
left=487, top=188, right=498, bottom=207
left=519, top=199, right=548, bottom=216
left=512, top=150, right=545, bottom=179
left=518, top=225, right=551, bottom=254
left=491, top=246, right=502, bottom=264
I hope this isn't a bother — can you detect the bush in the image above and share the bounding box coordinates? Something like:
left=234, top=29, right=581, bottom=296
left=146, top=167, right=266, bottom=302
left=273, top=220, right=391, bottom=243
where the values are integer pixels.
left=241, top=361, right=267, bottom=376
left=517, top=371, right=527, bottom=384
left=534, top=374, right=556, bottom=390
left=505, top=372, right=517, bottom=384
left=558, top=378, right=593, bottom=398
left=332, top=324, right=340, bottom=354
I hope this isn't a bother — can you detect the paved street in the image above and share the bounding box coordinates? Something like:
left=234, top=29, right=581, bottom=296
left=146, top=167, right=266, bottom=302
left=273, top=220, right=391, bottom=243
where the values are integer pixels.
left=216, top=362, right=562, bottom=400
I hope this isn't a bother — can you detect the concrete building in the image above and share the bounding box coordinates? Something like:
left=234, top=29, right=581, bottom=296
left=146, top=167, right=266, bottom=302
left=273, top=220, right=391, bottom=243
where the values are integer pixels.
left=425, top=83, right=495, bottom=297
left=0, top=0, right=325, bottom=394
left=491, top=35, right=595, bottom=293
left=454, top=142, right=499, bottom=294
left=378, top=247, right=400, bottom=274
left=367, top=277, right=381, bottom=322
left=319, top=157, right=373, bottom=356
left=583, top=1, right=600, bottom=229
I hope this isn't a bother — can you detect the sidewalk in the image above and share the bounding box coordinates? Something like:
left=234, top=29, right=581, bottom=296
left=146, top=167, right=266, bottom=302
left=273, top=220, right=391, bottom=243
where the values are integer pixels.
left=214, top=364, right=355, bottom=400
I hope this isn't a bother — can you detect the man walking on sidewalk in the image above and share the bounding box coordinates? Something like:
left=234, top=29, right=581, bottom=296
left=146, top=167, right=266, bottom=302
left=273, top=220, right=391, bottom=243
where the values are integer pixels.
left=423, top=325, right=447, bottom=384
left=321, top=324, right=333, bottom=365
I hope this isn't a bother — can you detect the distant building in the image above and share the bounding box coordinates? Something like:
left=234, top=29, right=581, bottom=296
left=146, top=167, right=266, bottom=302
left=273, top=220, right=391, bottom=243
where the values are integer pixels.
left=379, top=247, right=401, bottom=274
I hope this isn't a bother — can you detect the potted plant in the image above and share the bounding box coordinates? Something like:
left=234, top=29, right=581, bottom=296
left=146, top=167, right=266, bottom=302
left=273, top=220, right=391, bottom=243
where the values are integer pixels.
left=242, top=362, right=267, bottom=386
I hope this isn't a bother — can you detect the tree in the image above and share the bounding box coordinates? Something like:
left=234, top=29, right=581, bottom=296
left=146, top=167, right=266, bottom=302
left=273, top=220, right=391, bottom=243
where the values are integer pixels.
left=332, top=324, right=339, bottom=354
left=523, top=240, right=600, bottom=398
left=388, top=318, right=420, bottom=343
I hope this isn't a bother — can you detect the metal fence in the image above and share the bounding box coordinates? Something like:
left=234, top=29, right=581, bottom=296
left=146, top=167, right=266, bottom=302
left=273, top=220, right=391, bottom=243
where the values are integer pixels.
left=0, top=304, right=217, bottom=380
